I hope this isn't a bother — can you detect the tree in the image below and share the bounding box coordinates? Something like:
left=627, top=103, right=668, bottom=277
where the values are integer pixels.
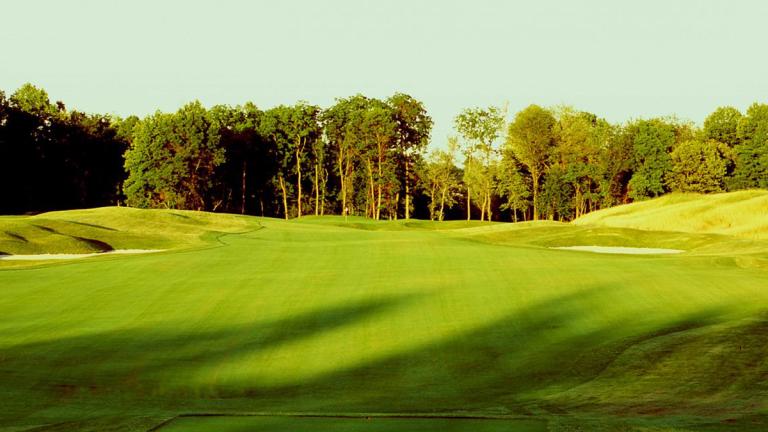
left=551, top=107, right=610, bottom=218
left=124, top=101, right=224, bottom=210
left=497, top=150, right=530, bottom=222
left=387, top=93, right=433, bottom=219
left=627, top=119, right=675, bottom=200
left=506, top=105, right=556, bottom=220
left=666, top=140, right=728, bottom=193
left=310, top=124, right=329, bottom=216
left=9, top=83, right=58, bottom=118
left=286, top=103, right=322, bottom=218
left=260, top=106, right=293, bottom=218
left=360, top=99, right=398, bottom=220
left=730, top=103, right=768, bottom=190
left=703, top=106, right=742, bottom=148
left=323, top=95, right=368, bottom=216
left=599, top=125, right=633, bottom=207
left=455, top=106, right=505, bottom=221
left=539, top=165, right=573, bottom=220
left=207, top=103, right=267, bottom=214
left=424, top=137, right=462, bottom=221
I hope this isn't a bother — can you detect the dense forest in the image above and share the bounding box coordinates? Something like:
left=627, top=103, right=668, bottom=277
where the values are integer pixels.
left=1, top=83, right=766, bottom=221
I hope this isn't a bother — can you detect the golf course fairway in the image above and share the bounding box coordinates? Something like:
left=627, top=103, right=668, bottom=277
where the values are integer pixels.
left=1, top=195, right=768, bottom=431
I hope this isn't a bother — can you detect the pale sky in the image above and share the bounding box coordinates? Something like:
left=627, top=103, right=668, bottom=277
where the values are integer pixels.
left=2, top=0, right=767, bottom=147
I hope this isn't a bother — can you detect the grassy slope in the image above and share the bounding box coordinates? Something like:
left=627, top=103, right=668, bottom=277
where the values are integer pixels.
left=0, top=207, right=253, bottom=266
left=0, top=205, right=766, bottom=431
left=573, top=190, right=768, bottom=240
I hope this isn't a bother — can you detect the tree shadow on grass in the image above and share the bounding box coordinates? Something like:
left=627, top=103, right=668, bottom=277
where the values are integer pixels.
left=0, top=293, right=422, bottom=424
left=2, top=286, right=762, bottom=431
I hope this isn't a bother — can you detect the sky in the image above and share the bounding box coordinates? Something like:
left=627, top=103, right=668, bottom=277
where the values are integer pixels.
left=2, top=0, right=768, bottom=147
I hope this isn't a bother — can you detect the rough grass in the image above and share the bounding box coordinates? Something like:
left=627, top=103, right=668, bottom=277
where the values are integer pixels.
left=573, top=190, right=768, bottom=240
left=1, top=201, right=767, bottom=431
left=0, top=207, right=254, bottom=266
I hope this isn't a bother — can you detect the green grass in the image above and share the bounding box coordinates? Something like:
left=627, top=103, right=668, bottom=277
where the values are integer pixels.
left=0, top=207, right=253, bottom=254
left=1, top=199, right=767, bottom=431
left=157, top=415, right=547, bottom=432
left=574, top=190, right=768, bottom=240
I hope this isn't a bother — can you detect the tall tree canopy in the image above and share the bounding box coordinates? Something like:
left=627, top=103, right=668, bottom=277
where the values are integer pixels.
left=666, top=140, right=728, bottom=193
left=455, top=106, right=505, bottom=221
left=627, top=119, right=675, bottom=200
left=730, top=103, right=768, bottom=190
left=703, top=106, right=742, bottom=148
left=124, top=101, right=224, bottom=210
left=388, top=93, right=433, bottom=220
left=506, top=105, right=556, bottom=220
left=4, top=81, right=768, bottom=223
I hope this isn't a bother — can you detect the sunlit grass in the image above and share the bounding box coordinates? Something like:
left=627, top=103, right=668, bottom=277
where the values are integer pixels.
left=574, top=190, right=768, bottom=239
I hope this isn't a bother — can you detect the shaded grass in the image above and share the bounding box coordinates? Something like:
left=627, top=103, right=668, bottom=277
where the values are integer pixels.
left=157, top=415, right=547, bottom=432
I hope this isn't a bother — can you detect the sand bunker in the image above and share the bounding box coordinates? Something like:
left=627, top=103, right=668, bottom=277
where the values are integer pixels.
left=553, top=246, right=683, bottom=255
left=0, top=249, right=164, bottom=261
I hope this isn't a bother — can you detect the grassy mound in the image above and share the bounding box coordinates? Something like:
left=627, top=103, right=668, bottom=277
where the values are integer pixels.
left=1, top=211, right=767, bottom=431
left=0, top=207, right=255, bottom=265
left=574, top=190, right=768, bottom=239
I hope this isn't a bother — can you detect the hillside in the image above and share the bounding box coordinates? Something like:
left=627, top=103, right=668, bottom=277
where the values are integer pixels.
left=574, top=190, right=768, bottom=239
left=0, top=207, right=255, bottom=266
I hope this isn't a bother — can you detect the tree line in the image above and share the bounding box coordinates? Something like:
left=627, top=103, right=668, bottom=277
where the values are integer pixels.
left=1, top=83, right=766, bottom=221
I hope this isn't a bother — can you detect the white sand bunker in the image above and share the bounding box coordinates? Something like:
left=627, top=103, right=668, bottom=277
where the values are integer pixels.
left=553, top=245, right=683, bottom=255
left=0, top=249, right=164, bottom=261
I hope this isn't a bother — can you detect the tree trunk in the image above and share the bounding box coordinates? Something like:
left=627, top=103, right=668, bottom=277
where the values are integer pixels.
left=338, top=149, right=346, bottom=217
left=314, top=163, right=320, bottom=216
left=532, top=169, right=540, bottom=221
left=279, top=175, right=288, bottom=220
left=480, top=194, right=486, bottom=221
left=376, top=141, right=384, bottom=221
left=404, top=157, right=410, bottom=220
left=296, top=144, right=302, bottom=218
left=439, top=186, right=447, bottom=222
left=393, top=192, right=399, bottom=220
left=486, top=190, right=492, bottom=221
left=466, top=187, right=471, bottom=221
left=345, top=154, right=354, bottom=216
left=241, top=160, right=247, bottom=215
left=321, top=168, right=327, bottom=215
left=367, top=159, right=375, bottom=219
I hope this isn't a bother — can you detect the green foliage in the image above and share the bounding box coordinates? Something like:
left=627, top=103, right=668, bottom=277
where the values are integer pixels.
left=1, top=85, right=126, bottom=213
left=627, top=119, right=675, bottom=200
left=9, top=83, right=58, bottom=117
left=506, top=105, right=556, bottom=220
left=704, top=106, right=742, bottom=147
left=666, top=140, right=728, bottom=193
left=600, top=126, right=633, bottom=207
left=454, top=106, right=505, bottom=220
left=497, top=153, right=531, bottom=222
left=7, top=81, right=768, bottom=223
left=423, top=137, right=462, bottom=221
left=730, top=103, right=768, bottom=190
left=539, top=165, right=574, bottom=220
left=388, top=93, right=433, bottom=219
left=123, top=101, right=224, bottom=210
left=551, top=107, right=610, bottom=217
left=260, top=102, right=322, bottom=218
left=454, top=106, right=505, bottom=150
